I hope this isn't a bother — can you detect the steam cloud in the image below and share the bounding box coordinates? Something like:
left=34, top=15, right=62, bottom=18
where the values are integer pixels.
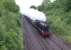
left=15, top=0, right=47, bottom=21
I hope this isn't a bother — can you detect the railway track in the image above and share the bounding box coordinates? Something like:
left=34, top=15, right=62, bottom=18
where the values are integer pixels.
left=22, top=16, right=71, bottom=50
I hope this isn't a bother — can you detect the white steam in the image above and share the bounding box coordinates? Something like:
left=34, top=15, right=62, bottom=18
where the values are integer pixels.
left=22, top=9, right=46, bottom=21
left=15, top=0, right=47, bottom=21
left=15, top=0, right=43, bottom=8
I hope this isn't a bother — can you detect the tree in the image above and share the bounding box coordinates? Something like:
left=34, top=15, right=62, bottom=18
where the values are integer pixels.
left=38, top=0, right=71, bottom=43
left=0, top=0, right=23, bottom=50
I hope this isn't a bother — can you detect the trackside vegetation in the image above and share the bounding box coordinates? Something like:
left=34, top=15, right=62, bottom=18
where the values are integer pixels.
left=38, top=0, right=71, bottom=44
left=0, top=0, right=23, bottom=50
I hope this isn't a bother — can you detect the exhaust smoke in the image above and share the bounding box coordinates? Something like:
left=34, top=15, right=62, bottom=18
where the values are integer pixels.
left=15, top=0, right=47, bottom=22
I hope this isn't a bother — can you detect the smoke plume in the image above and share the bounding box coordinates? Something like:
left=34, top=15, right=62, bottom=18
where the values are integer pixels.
left=15, top=0, right=46, bottom=21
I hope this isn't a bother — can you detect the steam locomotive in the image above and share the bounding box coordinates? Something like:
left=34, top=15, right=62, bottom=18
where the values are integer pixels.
left=24, top=15, right=50, bottom=37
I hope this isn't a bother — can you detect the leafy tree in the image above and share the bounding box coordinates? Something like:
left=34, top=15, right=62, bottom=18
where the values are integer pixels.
left=38, top=0, right=71, bottom=43
left=0, top=0, right=23, bottom=50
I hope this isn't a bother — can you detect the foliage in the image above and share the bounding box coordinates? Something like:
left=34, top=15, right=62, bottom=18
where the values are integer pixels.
left=38, top=0, right=71, bottom=43
left=0, top=0, right=23, bottom=50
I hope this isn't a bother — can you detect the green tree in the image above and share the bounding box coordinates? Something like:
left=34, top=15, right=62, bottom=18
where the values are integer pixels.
left=38, top=0, right=71, bottom=43
left=0, top=0, right=23, bottom=50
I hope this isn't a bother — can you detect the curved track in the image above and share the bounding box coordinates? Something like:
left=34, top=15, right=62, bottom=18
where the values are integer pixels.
left=22, top=16, right=71, bottom=50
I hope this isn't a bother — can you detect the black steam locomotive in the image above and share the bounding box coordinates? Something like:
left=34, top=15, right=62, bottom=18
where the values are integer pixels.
left=24, top=15, right=50, bottom=37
